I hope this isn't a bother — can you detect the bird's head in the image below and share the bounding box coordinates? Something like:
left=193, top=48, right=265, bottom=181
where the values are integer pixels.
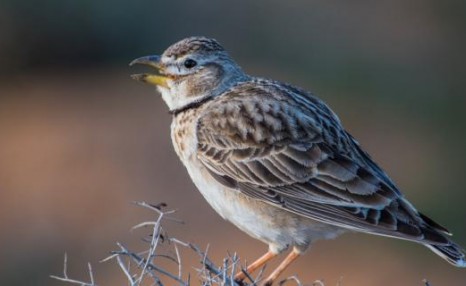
left=130, top=36, right=246, bottom=112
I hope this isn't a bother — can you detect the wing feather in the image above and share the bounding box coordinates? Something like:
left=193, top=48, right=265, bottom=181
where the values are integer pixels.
left=196, top=81, right=449, bottom=245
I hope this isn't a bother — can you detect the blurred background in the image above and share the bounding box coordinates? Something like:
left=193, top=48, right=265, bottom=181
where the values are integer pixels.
left=0, top=1, right=465, bottom=285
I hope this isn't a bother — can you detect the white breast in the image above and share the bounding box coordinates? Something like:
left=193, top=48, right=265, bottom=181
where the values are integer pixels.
left=170, top=116, right=250, bottom=221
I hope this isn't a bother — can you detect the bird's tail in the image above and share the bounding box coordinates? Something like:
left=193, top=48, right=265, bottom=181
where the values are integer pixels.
left=425, top=241, right=466, bottom=267
left=416, top=212, right=466, bottom=267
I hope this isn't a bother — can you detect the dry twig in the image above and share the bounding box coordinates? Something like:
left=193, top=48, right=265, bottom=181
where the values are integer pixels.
left=51, top=201, right=432, bottom=286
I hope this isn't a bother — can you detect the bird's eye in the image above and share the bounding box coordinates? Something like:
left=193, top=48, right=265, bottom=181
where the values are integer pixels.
left=183, top=59, right=197, bottom=69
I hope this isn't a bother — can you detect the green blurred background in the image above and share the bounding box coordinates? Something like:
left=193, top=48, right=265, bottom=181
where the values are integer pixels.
left=0, top=1, right=465, bottom=285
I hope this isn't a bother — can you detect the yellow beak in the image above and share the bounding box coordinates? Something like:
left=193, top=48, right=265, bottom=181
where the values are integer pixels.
left=129, top=55, right=169, bottom=88
left=130, top=74, right=169, bottom=88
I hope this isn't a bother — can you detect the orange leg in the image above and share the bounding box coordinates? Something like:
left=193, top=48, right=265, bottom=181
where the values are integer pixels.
left=261, top=249, right=301, bottom=286
left=234, top=250, right=277, bottom=282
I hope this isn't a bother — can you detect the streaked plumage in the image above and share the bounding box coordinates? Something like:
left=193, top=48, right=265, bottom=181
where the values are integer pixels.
left=131, top=37, right=465, bottom=285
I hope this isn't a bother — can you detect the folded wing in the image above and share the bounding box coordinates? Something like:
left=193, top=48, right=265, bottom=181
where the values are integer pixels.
left=196, top=81, right=450, bottom=245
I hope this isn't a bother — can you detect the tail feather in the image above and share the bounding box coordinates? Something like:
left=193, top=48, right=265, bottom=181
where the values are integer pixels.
left=425, top=242, right=466, bottom=267
left=419, top=212, right=451, bottom=235
left=417, top=211, right=465, bottom=267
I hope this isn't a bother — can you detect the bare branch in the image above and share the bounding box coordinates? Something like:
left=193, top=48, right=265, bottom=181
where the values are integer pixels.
left=54, top=201, right=376, bottom=286
left=87, top=263, right=95, bottom=285
left=50, top=253, right=97, bottom=286
left=116, top=255, right=136, bottom=285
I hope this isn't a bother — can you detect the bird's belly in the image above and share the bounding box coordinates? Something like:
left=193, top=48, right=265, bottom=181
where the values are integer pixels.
left=183, top=160, right=344, bottom=253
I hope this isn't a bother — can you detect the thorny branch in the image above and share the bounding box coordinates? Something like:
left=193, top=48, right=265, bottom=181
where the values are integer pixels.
left=50, top=201, right=433, bottom=286
left=51, top=201, right=252, bottom=286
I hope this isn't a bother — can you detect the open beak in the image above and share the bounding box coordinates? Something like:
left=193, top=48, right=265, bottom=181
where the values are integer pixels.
left=129, top=55, right=169, bottom=88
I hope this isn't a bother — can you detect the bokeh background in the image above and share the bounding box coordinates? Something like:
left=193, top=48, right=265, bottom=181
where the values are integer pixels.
left=1, top=1, right=465, bottom=285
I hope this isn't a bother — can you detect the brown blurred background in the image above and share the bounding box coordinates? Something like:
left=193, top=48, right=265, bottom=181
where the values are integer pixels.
left=1, top=1, right=465, bottom=285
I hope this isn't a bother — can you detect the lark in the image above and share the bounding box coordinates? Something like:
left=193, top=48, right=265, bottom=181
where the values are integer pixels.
left=131, top=37, right=465, bottom=285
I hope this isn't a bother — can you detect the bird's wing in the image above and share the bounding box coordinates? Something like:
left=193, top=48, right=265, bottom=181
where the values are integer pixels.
left=196, top=80, right=449, bottom=244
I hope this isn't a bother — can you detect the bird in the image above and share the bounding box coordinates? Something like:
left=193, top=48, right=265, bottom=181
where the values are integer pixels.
left=130, top=36, right=465, bottom=285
